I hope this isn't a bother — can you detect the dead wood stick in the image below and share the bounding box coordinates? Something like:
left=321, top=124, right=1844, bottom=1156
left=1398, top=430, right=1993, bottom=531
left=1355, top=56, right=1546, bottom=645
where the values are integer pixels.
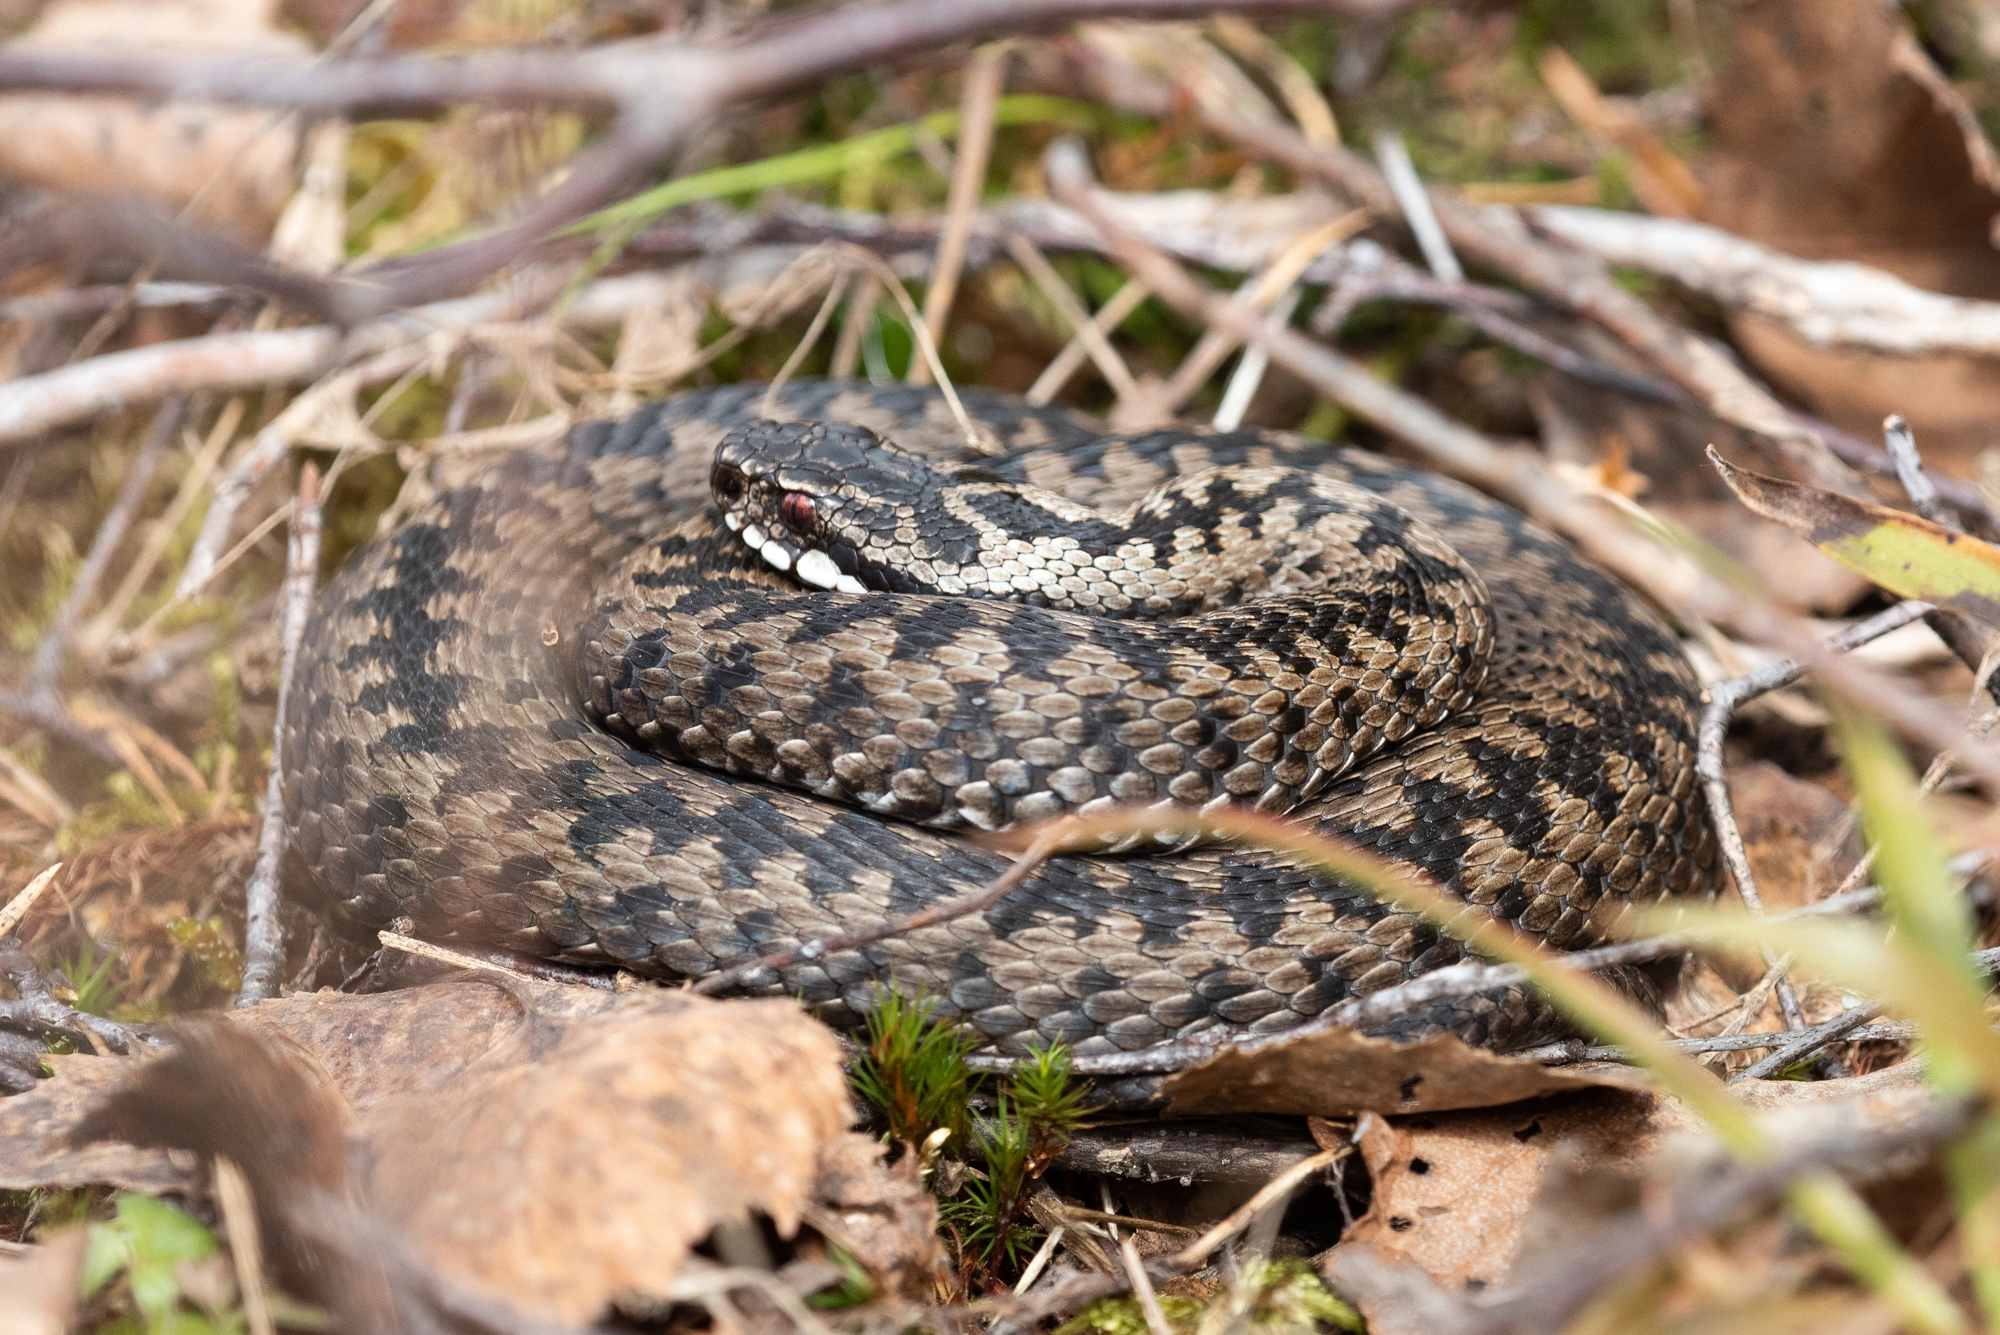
left=1695, top=604, right=1939, bottom=1036
left=236, top=463, right=323, bottom=1007
left=1532, top=206, right=2000, bottom=358
left=0, top=935, right=159, bottom=1065
left=0, top=331, right=336, bottom=447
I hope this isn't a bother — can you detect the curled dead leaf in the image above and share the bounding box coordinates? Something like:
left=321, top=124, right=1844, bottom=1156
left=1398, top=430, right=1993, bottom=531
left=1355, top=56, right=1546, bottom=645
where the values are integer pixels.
left=1160, top=1026, right=1652, bottom=1118
left=362, top=994, right=854, bottom=1324
left=1710, top=446, right=2000, bottom=628
left=4, top=980, right=891, bottom=1327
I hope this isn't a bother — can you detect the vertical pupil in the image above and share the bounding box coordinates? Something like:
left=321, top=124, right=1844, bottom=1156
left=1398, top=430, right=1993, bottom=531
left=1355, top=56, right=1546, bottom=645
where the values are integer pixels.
left=781, top=493, right=815, bottom=529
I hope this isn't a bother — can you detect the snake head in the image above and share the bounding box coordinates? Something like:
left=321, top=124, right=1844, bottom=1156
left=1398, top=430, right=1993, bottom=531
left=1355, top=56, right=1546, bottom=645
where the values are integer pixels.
left=711, top=419, right=949, bottom=593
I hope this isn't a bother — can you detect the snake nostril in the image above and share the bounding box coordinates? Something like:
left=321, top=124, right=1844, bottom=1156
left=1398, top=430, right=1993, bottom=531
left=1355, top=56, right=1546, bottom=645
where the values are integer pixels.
left=713, top=466, right=745, bottom=505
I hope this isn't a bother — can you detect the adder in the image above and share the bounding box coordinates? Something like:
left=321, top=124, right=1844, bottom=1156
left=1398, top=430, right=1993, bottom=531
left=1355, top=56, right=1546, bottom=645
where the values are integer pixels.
left=283, top=379, right=1716, bottom=1057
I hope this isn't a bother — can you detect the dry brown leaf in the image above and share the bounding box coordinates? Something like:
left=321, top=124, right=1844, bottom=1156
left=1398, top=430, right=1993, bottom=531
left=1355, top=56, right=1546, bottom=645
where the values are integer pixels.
left=1701, top=0, right=2000, bottom=468
left=1727, top=760, right=1860, bottom=914
left=806, top=1132, right=945, bottom=1296
left=361, top=994, right=853, bottom=1324
left=232, top=975, right=589, bottom=1112
left=0, top=0, right=307, bottom=244
left=1330, top=1092, right=1661, bottom=1307
left=6, top=979, right=882, bottom=1325
left=1159, top=1026, right=1653, bottom=1118
left=1325, top=1063, right=1937, bottom=1334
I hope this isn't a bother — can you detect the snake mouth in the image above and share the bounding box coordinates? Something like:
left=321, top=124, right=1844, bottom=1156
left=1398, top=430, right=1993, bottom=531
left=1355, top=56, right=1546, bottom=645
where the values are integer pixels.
left=722, top=510, right=867, bottom=593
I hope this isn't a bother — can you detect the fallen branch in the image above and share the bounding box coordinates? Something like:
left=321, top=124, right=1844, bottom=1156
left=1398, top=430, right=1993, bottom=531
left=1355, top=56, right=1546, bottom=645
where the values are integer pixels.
left=1532, top=205, right=2000, bottom=357
left=0, top=934, right=162, bottom=1092
left=0, top=195, right=1688, bottom=452
left=0, top=332, right=327, bottom=450
left=1696, top=600, right=1935, bottom=1036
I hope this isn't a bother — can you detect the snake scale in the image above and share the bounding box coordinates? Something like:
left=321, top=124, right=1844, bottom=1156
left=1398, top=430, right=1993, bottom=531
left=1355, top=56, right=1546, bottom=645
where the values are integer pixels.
left=284, top=380, right=1717, bottom=1056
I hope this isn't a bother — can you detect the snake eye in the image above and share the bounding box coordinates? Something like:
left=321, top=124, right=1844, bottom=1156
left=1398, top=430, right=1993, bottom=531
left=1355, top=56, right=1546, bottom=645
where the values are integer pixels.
left=779, top=492, right=817, bottom=531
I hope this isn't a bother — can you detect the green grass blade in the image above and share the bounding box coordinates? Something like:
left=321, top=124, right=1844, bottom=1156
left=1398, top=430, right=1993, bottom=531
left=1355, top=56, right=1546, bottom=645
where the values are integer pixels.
left=1832, top=702, right=1997, bottom=1325
left=563, top=95, right=1101, bottom=238
left=1833, top=702, right=1981, bottom=999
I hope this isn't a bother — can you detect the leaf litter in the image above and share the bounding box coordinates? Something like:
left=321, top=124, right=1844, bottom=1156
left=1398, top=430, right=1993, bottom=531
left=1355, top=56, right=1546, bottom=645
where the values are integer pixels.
left=3, top=977, right=924, bottom=1325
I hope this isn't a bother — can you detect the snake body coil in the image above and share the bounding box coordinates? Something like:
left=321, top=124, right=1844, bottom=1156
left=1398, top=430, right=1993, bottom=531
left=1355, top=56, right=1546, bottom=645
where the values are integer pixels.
left=285, top=381, right=1716, bottom=1055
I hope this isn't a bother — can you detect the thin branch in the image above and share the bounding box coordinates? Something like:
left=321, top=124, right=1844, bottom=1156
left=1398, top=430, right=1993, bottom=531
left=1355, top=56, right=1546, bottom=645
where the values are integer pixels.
left=1533, top=205, right=2000, bottom=358
left=1168, top=1148, right=1341, bottom=1268
left=1212, top=285, right=1300, bottom=429
left=0, top=935, right=160, bottom=1059
left=1730, top=1004, right=1886, bottom=1082
left=1311, top=237, right=1686, bottom=404
left=1006, top=232, right=1142, bottom=404
left=1374, top=129, right=1461, bottom=281
left=1694, top=605, right=1936, bottom=1035
left=1025, top=277, right=1150, bottom=405
left=0, top=329, right=337, bottom=449
left=236, top=463, right=323, bottom=1007
left=376, top=930, right=621, bottom=989
left=1885, top=414, right=1953, bottom=527
left=29, top=398, right=186, bottom=701
left=688, top=820, right=1070, bottom=996
left=910, top=42, right=1007, bottom=385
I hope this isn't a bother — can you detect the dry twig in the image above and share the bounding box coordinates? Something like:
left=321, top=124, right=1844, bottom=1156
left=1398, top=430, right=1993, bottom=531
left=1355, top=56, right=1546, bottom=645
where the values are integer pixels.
left=237, top=463, right=323, bottom=1007
left=690, top=821, right=1071, bottom=996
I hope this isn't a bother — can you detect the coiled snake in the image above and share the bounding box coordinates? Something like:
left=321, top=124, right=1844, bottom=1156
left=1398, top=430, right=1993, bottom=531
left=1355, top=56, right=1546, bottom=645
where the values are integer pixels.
left=284, top=380, right=1715, bottom=1056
